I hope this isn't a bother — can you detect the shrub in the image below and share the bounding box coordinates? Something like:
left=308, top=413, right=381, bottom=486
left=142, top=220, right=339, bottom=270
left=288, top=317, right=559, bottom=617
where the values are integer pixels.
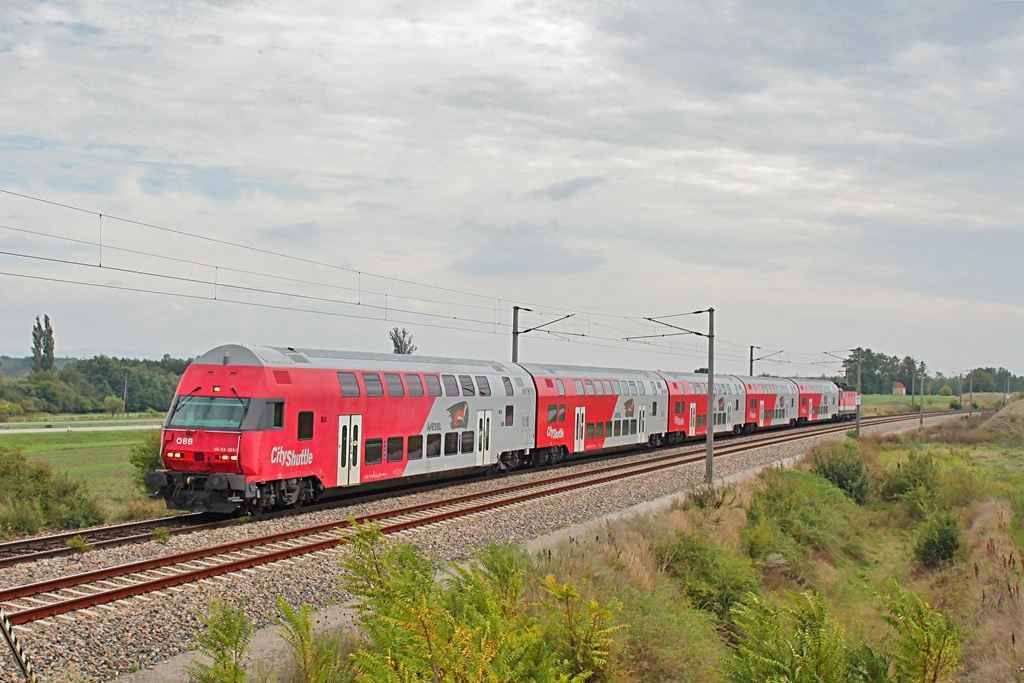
left=616, top=585, right=723, bottom=683
left=881, top=579, right=961, bottom=681
left=743, top=469, right=862, bottom=566
left=274, top=596, right=353, bottom=683
left=939, top=385, right=953, bottom=396
left=129, top=429, right=163, bottom=492
left=684, top=482, right=734, bottom=511
left=949, top=400, right=961, bottom=410
left=725, top=591, right=852, bottom=683
left=0, top=446, right=103, bottom=538
left=658, top=531, right=758, bottom=623
left=874, top=451, right=936, bottom=502
left=913, top=511, right=960, bottom=568
left=184, top=599, right=254, bottom=683
left=810, top=440, right=870, bottom=504
left=338, top=520, right=609, bottom=682
left=66, top=535, right=94, bottom=553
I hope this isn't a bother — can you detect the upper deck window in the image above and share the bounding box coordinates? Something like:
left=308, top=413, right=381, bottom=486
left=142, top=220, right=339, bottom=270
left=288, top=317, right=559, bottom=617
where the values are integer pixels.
left=362, top=372, right=384, bottom=397
left=502, top=377, right=514, bottom=396
left=442, top=375, right=460, bottom=396
left=167, top=396, right=250, bottom=430
left=425, top=374, right=443, bottom=397
left=405, top=374, right=424, bottom=397
left=384, top=373, right=405, bottom=397
left=556, top=379, right=566, bottom=396
left=337, top=372, right=360, bottom=398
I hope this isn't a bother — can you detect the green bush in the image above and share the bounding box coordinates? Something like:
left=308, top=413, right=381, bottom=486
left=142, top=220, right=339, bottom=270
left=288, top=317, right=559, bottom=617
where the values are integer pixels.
left=881, top=579, right=961, bottom=680
left=743, top=469, right=862, bottom=567
left=949, top=400, right=961, bottom=410
left=616, top=585, right=723, bottom=683
left=338, top=520, right=618, bottom=682
left=725, top=591, right=852, bottom=683
left=658, top=531, right=758, bottom=623
left=130, top=429, right=164, bottom=491
left=810, top=440, right=870, bottom=504
left=0, top=446, right=103, bottom=538
left=184, top=599, right=253, bottom=683
left=874, top=451, right=936, bottom=502
left=913, top=511, right=960, bottom=568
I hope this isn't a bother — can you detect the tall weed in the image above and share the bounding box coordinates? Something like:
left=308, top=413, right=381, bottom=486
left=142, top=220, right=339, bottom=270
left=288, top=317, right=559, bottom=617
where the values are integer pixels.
left=657, top=531, right=758, bottom=623
left=810, top=440, right=870, bottom=504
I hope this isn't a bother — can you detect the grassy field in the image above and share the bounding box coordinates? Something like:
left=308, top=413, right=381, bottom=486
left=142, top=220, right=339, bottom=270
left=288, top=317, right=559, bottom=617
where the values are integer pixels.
left=859, top=391, right=1005, bottom=416
left=0, top=428, right=167, bottom=520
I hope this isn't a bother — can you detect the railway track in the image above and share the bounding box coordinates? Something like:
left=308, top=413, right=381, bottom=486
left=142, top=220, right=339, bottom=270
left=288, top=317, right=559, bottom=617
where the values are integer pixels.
left=0, top=410, right=948, bottom=627
left=0, top=409, right=964, bottom=569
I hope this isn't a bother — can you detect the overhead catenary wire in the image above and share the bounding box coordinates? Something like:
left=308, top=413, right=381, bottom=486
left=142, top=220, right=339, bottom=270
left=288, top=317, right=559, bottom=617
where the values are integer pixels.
left=0, top=187, right=846, bottom=374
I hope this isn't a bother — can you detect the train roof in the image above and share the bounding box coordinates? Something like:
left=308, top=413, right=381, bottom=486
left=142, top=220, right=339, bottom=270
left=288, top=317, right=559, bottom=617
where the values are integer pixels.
left=193, top=344, right=528, bottom=376
left=517, top=363, right=664, bottom=381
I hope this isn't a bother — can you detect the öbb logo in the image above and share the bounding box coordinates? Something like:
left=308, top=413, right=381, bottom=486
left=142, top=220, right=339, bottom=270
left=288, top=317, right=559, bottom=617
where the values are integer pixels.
left=176, top=437, right=194, bottom=446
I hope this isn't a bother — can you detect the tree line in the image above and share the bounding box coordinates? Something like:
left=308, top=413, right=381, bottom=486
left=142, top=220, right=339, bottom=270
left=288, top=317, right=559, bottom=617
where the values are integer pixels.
left=0, top=315, right=189, bottom=419
left=841, top=348, right=1021, bottom=395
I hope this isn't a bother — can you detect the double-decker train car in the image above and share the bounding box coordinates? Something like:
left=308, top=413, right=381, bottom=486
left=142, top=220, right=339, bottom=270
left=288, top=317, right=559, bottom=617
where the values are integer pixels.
left=146, top=344, right=858, bottom=514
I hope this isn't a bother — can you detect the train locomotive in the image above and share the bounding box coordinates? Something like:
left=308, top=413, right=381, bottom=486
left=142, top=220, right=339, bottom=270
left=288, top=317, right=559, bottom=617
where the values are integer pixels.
left=146, top=344, right=858, bottom=514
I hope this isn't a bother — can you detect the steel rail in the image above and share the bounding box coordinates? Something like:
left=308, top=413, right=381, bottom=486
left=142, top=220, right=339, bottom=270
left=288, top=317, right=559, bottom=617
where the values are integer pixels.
left=0, top=410, right=949, bottom=625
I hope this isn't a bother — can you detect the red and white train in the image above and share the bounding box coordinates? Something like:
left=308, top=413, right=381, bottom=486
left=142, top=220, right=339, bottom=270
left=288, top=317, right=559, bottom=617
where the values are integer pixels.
left=146, top=344, right=858, bottom=514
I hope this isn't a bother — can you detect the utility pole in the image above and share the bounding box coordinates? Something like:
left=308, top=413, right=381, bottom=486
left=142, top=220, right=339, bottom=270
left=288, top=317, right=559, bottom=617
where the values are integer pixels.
left=959, top=372, right=963, bottom=411
left=749, top=345, right=759, bottom=376
left=970, top=374, right=974, bottom=415
left=919, top=365, right=924, bottom=429
left=123, top=373, right=129, bottom=416
left=706, top=308, right=715, bottom=485
left=856, top=348, right=862, bottom=437
left=511, top=306, right=574, bottom=363
left=512, top=305, right=530, bottom=363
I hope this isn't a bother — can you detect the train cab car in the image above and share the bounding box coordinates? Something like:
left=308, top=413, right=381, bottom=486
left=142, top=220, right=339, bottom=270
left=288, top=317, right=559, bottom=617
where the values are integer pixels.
left=737, top=377, right=799, bottom=430
left=519, top=363, right=669, bottom=462
left=794, top=378, right=840, bottom=424
left=147, top=345, right=537, bottom=514
left=838, top=388, right=859, bottom=420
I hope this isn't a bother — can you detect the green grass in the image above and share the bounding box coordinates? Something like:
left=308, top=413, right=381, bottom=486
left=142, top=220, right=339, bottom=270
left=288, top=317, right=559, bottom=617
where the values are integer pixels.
left=859, top=392, right=1003, bottom=416
left=0, top=429, right=159, bottom=508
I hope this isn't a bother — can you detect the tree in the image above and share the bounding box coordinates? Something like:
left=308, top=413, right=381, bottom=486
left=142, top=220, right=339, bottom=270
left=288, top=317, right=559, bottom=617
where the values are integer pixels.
left=103, top=395, right=125, bottom=416
left=31, top=315, right=55, bottom=373
left=389, top=327, right=417, bottom=355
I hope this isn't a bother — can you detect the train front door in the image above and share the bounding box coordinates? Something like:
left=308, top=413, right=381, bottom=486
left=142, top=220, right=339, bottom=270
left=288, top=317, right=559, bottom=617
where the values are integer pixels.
left=690, top=402, right=697, bottom=435
left=337, top=415, right=362, bottom=486
left=475, top=410, right=492, bottom=467
left=574, top=406, right=586, bottom=453
left=759, top=400, right=764, bottom=427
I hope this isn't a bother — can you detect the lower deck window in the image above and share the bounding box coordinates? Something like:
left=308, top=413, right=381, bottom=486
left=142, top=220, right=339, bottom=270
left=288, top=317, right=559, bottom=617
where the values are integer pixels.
left=408, top=435, right=423, bottom=460
left=387, top=436, right=404, bottom=462
left=365, top=438, right=383, bottom=465
left=614, top=420, right=621, bottom=436
left=426, top=433, right=441, bottom=457
left=444, top=432, right=459, bottom=455
left=461, top=431, right=475, bottom=453
left=630, top=419, right=637, bottom=435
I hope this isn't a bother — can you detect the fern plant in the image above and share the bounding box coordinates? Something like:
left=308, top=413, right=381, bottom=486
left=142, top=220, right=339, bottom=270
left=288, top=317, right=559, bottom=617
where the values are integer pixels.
left=725, top=591, right=850, bottom=683
left=183, top=599, right=253, bottom=683
left=880, top=580, right=961, bottom=682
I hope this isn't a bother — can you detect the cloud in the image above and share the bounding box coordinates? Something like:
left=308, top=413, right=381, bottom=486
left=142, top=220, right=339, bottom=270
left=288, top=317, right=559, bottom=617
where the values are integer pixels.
left=527, top=176, right=606, bottom=201
left=452, top=222, right=605, bottom=276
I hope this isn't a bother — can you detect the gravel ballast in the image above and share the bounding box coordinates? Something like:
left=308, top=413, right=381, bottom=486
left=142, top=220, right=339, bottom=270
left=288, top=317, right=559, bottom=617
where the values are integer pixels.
left=0, top=415, right=952, bottom=683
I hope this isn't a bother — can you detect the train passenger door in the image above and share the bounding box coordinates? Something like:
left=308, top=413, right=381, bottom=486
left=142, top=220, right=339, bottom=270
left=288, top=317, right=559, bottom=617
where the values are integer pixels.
left=689, top=402, right=697, bottom=435
left=337, top=415, right=362, bottom=486
left=475, top=410, right=492, bottom=467
left=574, top=407, right=586, bottom=452
left=758, top=400, right=764, bottom=427
left=639, top=405, right=647, bottom=443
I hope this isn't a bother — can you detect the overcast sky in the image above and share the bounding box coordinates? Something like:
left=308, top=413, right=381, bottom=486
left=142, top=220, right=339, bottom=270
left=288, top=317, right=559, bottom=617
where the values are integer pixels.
left=1, top=0, right=1022, bottom=378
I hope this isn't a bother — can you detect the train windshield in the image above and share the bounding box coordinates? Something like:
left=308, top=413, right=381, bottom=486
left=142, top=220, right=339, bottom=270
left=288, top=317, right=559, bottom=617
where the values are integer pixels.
left=167, top=396, right=250, bottom=430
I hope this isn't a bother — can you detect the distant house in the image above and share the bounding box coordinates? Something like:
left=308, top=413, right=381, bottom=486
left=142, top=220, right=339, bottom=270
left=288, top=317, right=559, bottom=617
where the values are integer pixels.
left=892, top=382, right=907, bottom=395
